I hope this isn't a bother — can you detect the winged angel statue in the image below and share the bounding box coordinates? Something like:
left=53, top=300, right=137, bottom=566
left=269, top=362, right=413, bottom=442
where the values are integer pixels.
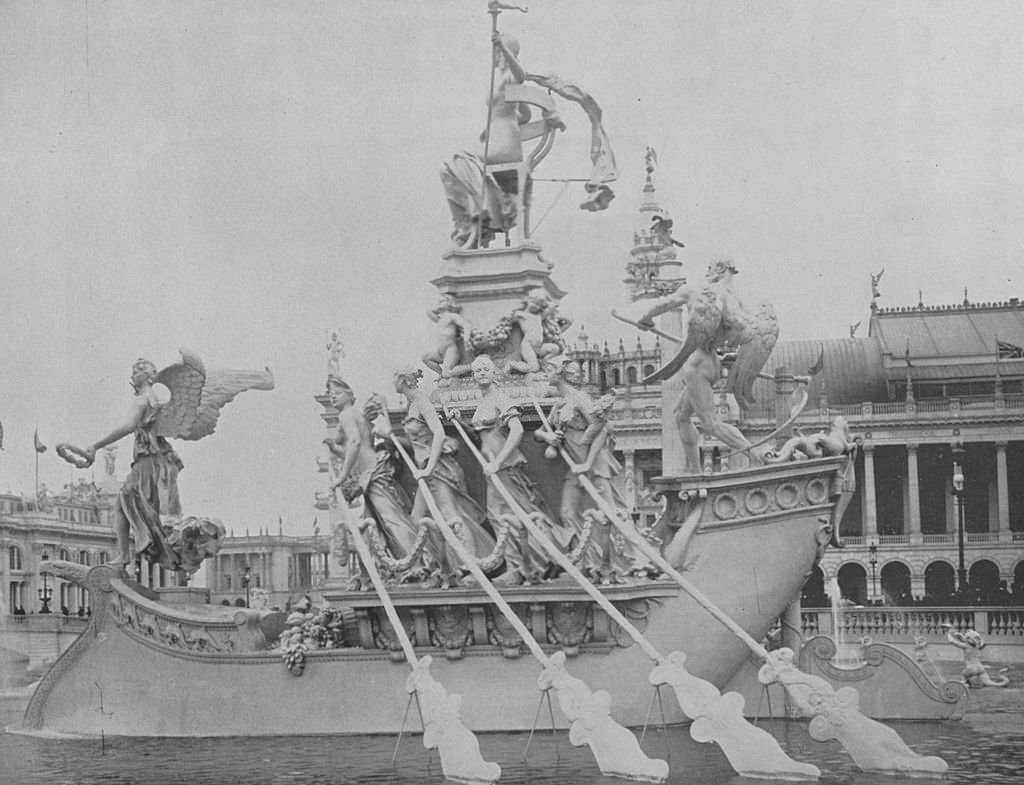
left=627, top=258, right=778, bottom=473
left=57, top=350, right=274, bottom=575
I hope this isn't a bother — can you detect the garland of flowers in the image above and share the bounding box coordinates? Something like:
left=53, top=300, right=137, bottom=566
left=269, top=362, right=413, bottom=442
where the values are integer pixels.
left=567, top=510, right=597, bottom=564
left=469, top=316, right=514, bottom=353
left=361, top=519, right=431, bottom=578
left=476, top=515, right=513, bottom=574
left=276, top=606, right=348, bottom=676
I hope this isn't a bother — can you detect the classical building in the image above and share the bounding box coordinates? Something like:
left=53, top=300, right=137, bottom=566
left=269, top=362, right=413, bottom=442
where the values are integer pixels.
left=563, top=153, right=1024, bottom=607
left=198, top=525, right=331, bottom=609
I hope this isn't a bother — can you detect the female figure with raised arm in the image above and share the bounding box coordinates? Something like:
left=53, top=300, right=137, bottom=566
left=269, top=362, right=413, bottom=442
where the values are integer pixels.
left=537, top=362, right=652, bottom=582
left=468, top=355, right=570, bottom=584
left=394, top=366, right=495, bottom=588
left=81, top=359, right=182, bottom=570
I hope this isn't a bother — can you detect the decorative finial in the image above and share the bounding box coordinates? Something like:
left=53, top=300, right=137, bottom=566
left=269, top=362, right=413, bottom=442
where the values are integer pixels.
left=644, top=146, right=657, bottom=181
left=963, top=287, right=969, bottom=306
left=849, top=320, right=861, bottom=338
left=918, top=290, right=924, bottom=308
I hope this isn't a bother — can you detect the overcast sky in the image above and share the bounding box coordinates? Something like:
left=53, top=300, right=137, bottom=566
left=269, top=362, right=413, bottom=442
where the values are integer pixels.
left=2, top=1, right=1022, bottom=535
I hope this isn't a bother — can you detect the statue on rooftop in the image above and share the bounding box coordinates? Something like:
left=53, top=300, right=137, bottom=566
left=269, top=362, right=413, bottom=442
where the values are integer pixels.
left=56, top=351, right=274, bottom=574
left=617, top=259, right=778, bottom=473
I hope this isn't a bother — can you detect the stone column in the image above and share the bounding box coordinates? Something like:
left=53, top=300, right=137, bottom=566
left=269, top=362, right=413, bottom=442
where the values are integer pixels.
left=862, top=442, right=878, bottom=539
left=996, top=440, right=1011, bottom=542
left=906, top=443, right=922, bottom=544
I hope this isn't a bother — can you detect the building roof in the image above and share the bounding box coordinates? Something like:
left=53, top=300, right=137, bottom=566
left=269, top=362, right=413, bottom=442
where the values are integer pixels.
left=870, top=300, right=1024, bottom=365
left=751, top=337, right=887, bottom=411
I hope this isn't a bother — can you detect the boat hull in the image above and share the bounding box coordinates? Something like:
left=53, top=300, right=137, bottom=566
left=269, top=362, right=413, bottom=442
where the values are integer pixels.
left=20, top=458, right=843, bottom=736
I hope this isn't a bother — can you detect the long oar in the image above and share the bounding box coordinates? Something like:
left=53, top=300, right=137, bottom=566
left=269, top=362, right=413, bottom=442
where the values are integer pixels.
left=529, top=400, right=820, bottom=780
left=391, top=433, right=668, bottom=784
left=329, top=460, right=500, bottom=785
left=529, top=404, right=947, bottom=777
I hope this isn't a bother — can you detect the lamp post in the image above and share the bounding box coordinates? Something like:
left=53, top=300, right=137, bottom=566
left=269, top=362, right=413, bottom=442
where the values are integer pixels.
left=951, top=442, right=968, bottom=595
left=242, top=564, right=252, bottom=608
left=38, top=551, right=53, bottom=614
left=867, top=539, right=878, bottom=606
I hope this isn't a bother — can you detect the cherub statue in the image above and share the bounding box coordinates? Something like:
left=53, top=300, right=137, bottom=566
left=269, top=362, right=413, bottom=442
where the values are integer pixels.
left=56, top=350, right=274, bottom=574
left=945, top=627, right=1010, bottom=687
left=422, top=295, right=473, bottom=379
left=625, top=258, right=778, bottom=473
left=508, top=288, right=572, bottom=374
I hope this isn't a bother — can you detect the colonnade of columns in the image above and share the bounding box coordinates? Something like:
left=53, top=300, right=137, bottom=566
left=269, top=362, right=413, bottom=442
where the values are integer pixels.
left=859, top=440, right=1017, bottom=542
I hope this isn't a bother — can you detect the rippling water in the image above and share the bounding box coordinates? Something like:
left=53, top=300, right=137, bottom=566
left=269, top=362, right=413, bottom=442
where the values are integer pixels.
left=3, top=694, right=1023, bottom=785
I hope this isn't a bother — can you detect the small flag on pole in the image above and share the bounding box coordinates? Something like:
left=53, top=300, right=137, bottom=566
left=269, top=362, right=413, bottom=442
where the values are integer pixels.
left=33, top=428, right=47, bottom=454
left=997, top=338, right=1024, bottom=359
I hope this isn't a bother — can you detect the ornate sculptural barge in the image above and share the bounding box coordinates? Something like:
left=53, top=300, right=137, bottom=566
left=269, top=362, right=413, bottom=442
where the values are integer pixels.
left=21, top=10, right=904, bottom=775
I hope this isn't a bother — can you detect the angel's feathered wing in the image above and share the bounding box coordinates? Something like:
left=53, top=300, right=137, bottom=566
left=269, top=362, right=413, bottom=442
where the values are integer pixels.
left=153, top=348, right=274, bottom=441
left=725, top=301, right=779, bottom=412
left=153, top=350, right=207, bottom=439
left=187, top=367, right=276, bottom=441
left=642, top=289, right=723, bottom=384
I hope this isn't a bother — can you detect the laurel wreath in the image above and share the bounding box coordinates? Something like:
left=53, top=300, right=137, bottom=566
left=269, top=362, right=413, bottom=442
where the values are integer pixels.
left=56, top=443, right=94, bottom=469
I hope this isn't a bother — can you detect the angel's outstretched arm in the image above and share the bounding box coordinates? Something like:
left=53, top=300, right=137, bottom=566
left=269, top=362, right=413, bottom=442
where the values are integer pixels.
left=87, top=396, right=148, bottom=459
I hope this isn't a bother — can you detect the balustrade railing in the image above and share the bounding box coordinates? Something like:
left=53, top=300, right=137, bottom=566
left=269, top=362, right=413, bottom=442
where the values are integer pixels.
left=745, top=394, right=1024, bottom=423
left=801, top=606, right=1024, bottom=641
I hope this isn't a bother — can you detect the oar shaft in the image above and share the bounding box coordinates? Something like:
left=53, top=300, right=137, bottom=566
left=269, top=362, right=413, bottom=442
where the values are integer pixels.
left=531, top=400, right=768, bottom=660
left=449, top=417, right=663, bottom=662
left=610, top=309, right=683, bottom=344
left=327, top=458, right=418, bottom=665
left=390, top=435, right=549, bottom=664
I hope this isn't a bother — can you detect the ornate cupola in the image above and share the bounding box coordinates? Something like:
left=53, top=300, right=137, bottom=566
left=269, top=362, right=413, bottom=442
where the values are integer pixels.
left=624, top=148, right=685, bottom=301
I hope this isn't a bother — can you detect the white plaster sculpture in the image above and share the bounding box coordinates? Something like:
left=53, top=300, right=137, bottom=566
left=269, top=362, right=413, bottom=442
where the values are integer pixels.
left=650, top=651, right=820, bottom=780
left=759, top=648, right=948, bottom=776
left=406, top=656, right=502, bottom=785
left=540, top=652, right=669, bottom=784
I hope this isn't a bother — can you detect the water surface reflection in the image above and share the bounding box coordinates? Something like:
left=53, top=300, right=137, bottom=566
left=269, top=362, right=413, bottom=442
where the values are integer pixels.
left=3, top=708, right=1022, bottom=785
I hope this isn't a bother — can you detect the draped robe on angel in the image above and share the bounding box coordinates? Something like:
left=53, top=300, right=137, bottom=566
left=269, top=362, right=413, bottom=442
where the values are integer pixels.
left=122, top=350, right=274, bottom=573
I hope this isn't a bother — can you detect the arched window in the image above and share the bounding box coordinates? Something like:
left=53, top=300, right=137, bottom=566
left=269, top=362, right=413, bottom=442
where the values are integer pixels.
left=627, top=367, right=637, bottom=385
left=611, top=368, right=621, bottom=386
left=8, top=546, right=23, bottom=571
left=79, top=550, right=90, bottom=566
left=643, top=364, right=655, bottom=378
left=59, top=548, right=70, bottom=561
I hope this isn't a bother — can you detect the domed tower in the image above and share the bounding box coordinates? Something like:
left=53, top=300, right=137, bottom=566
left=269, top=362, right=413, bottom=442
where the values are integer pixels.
left=623, top=147, right=685, bottom=301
